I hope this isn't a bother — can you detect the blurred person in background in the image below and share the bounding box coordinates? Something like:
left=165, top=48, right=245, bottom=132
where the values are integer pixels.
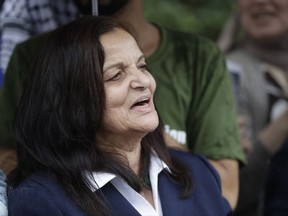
left=222, top=0, right=288, bottom=215
left=0, top=0, right=92, bottom=86
left=0, top=170, right=7, bottom=216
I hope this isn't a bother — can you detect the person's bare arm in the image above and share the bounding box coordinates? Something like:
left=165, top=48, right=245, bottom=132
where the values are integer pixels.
left=259, top=109, right=288, bottom=154
left=0, top=147, right=17, bottom=175
left=209, top=159, right=239, bottom=210
left=164, top=133, right=189, bottom=152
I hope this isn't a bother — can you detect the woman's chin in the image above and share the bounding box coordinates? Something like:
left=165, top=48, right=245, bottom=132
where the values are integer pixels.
left=139, top=117, right=159, bottom=133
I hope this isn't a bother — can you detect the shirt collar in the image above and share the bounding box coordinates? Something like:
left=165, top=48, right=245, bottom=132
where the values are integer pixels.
left=87, top=150, right=171, bottom=192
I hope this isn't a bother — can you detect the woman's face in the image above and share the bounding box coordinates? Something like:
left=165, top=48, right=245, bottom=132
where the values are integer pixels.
left=99, top=28, right=158, bottom=140
left=238, top=0, right=288, bottom=42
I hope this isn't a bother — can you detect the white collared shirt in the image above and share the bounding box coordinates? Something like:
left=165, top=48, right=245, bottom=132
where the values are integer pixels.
left=88, top=151, right=171, bottom=216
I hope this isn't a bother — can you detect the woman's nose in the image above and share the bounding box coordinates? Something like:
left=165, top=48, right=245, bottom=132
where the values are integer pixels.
left=129, top=69, right=151, bottom=90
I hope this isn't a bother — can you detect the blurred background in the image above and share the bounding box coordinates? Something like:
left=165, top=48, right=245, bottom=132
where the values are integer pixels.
left=143, top=0, right=234, bottom=42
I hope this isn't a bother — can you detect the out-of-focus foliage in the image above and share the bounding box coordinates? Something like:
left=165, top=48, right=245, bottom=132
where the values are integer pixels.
left=143, top=0, right=235, bottom=41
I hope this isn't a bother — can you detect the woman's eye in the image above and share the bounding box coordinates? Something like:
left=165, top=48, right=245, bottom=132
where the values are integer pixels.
left=108, top=72, right=122, bottom=81
left=139, top=64, right=148, bottom=71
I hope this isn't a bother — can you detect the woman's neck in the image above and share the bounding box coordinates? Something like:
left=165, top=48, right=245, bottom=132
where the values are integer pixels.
left=97, top=131, right=143, bottom=175
left=122, top=143, right=142, bottom=175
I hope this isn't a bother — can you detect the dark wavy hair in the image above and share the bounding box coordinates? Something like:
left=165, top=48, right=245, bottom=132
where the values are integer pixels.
left=8, top=15, right=192, bottom=216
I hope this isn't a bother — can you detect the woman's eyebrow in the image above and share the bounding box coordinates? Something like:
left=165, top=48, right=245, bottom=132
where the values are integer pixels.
left=103, top=62, right=122, bottom=72
left=138, top=54, right=145, bottom=62
left=104, top=54, right=145, bottom=72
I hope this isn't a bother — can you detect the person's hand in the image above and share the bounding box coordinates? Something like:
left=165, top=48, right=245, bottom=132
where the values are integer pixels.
left=259, top=109, right=288, bottom=154
left=274, top=109, right=288, bottom=137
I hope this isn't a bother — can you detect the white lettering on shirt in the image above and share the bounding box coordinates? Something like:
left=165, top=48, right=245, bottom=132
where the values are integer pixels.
left=164, top=125, right=186, bottom=145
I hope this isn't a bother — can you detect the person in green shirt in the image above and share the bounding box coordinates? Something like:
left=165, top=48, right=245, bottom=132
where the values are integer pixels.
left=0, top=0, right=245, bottom=209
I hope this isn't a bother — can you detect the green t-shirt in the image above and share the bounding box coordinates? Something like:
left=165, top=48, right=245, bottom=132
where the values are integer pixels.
left=148, top=26, right=245, bottom=162
left=0, top=26, right=245, bottom=164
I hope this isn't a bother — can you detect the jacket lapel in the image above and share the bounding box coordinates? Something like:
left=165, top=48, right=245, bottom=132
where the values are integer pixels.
left=97, top=182, right=141, bottom=216
left=158, top=172, right=195, bottom=216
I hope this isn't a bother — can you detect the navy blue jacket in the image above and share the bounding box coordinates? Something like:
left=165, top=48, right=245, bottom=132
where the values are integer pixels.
left=8, top=150, right=232, bottom=215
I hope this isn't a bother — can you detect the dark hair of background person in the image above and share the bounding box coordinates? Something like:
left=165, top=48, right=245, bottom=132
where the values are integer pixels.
left=7, top=16, right=193, bottom=216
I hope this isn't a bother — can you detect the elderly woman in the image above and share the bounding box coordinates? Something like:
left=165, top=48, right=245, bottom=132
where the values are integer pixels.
left=7, top=16, right=231, bottom=216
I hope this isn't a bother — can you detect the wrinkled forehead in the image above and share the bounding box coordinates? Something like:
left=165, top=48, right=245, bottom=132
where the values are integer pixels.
left=100, top=28, right=144, bottom=70
left=100, top=28, right=141, bottom=54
